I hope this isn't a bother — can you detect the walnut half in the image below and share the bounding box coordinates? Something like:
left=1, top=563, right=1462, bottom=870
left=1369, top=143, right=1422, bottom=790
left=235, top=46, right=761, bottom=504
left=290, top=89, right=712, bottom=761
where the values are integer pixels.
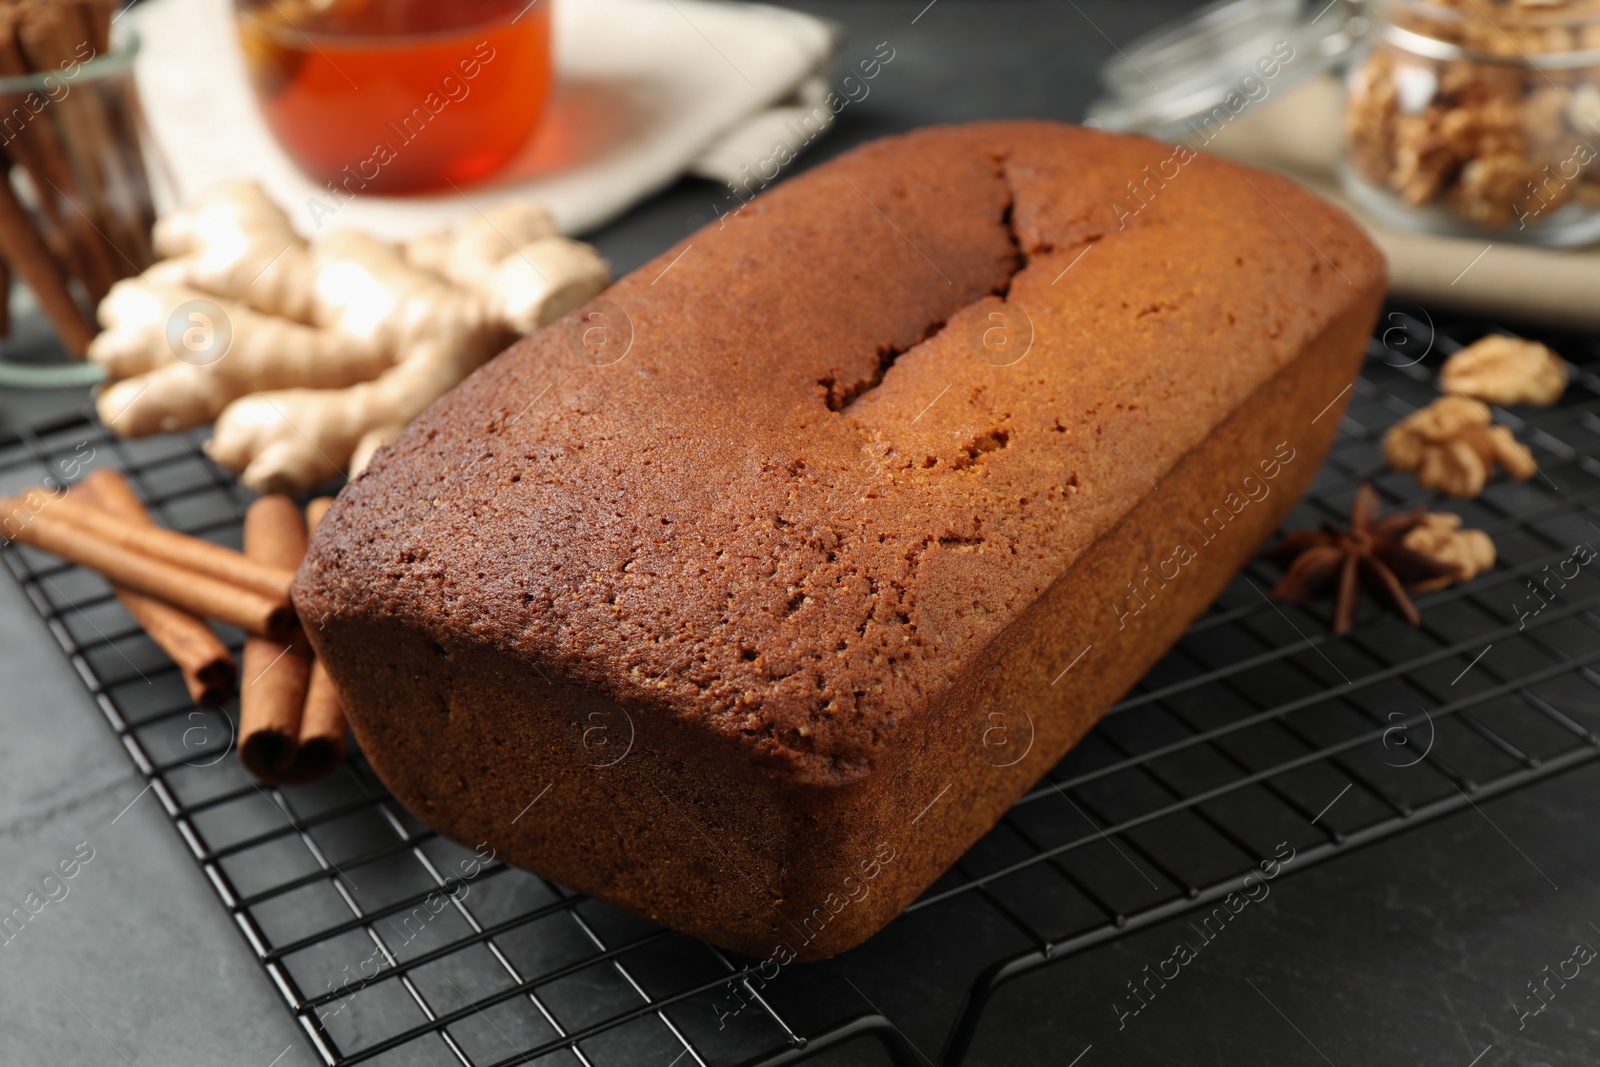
left=1383, top=396, right=1537, bottom=498
left=1440, top=335, right=1568, bottom=407
left=1402, top=511, right=1496, bottom=592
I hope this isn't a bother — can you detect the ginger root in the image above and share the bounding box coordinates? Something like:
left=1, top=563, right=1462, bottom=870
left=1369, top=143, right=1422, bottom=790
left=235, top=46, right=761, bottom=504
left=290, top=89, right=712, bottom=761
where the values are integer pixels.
left=405, top=202, right=609, bottom=333
left=1382, top=395, right=1537, bottom=498
left=95, top=280, right=391, bottom=435
left=89, top=182, right=610, bottom=493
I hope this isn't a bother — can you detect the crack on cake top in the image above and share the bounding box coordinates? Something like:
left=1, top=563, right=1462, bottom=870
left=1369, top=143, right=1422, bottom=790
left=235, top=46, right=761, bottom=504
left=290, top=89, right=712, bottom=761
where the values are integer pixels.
left=822, top=157, right=1029, bottom=415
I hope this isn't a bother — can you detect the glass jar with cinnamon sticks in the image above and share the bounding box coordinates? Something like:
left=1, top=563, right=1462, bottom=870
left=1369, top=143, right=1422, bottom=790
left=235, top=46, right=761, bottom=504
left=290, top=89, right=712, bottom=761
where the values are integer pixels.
left=0, top=0, right=158, bottom=356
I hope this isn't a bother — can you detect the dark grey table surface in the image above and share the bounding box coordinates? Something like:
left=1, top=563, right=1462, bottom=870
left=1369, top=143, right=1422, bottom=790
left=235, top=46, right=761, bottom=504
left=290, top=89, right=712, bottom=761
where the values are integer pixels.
left=3, top=2, right=1598, bottom=1065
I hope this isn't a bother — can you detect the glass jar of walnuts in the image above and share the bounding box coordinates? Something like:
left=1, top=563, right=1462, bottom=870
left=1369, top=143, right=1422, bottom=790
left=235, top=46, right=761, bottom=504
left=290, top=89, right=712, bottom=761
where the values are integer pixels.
left=1344, top=0, right=1600, bottom=246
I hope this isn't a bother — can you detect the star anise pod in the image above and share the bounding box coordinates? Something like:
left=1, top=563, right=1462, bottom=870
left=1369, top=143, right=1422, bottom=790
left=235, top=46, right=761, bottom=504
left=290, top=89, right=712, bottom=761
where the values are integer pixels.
left=1266, top=483, right=1458, bottom=634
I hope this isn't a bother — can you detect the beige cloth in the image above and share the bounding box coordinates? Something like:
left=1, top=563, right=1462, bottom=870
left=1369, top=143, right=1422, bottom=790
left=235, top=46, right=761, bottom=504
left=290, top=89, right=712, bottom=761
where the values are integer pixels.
left=131, top=0, right=839, bottom=237
left=1207, top=75, right=1600, bottom=331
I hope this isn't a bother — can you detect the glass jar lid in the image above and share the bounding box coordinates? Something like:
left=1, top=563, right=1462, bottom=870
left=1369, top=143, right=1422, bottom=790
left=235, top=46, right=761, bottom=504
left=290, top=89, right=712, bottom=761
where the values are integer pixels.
left=1085, top=0, right=1366, bottom=140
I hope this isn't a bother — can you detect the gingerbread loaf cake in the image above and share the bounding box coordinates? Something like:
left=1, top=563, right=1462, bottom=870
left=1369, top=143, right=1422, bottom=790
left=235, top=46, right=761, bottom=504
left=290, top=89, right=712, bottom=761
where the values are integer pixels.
left=293, top=122, right=1385, bottom=960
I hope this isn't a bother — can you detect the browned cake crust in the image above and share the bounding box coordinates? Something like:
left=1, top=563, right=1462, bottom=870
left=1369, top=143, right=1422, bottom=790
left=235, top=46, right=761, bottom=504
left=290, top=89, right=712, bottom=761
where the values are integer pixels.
left=294, top=122, right=1385, bottom=961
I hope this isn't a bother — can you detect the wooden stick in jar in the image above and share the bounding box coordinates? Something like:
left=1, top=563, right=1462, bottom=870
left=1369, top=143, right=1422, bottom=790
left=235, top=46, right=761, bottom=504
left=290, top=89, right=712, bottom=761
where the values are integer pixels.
left=0, top=489, right=293, bottom=637
left=238, top=496, right=312, bottom=780
left=41, top=493, right=294, bottom=601
left=285, top=496, right=346, bottom=783
left=75, top=469, right=236, bottom=706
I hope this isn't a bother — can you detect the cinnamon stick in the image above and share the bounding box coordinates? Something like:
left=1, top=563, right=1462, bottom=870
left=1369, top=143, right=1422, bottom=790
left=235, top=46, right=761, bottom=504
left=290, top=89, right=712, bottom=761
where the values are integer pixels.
left=67, top=2, right=153, bottom=270
left=69, top=0, right=113, bottom=55
left=42, top=493, right=294, bottom=601
left=76, top=469, right=236, bottom=707
left=238, top=496, right=311, bottom=780
left=17, top=3, right=149, bottom=273
left=304, top=497, right=335, bottom=528
left=0, top=489, right=293, bottom=637
left=285, top=496, right=345, bottom=782
left=76, top=0, right=157, bottom=259
left=0, top=144, right=92, bottom=353
left=0, top=6, right=118, bottom=303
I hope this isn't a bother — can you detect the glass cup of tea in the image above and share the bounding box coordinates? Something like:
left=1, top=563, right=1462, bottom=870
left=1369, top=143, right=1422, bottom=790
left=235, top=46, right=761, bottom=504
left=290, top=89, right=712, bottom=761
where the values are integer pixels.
left=234, top=0, right=553, bottom=195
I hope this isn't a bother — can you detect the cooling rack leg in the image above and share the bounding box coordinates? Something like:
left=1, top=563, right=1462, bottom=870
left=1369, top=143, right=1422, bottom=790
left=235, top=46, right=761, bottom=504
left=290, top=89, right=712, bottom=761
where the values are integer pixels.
left=871, top=1018, right=926, bottom=1067
left=741, top=1013, right=925, bottom=1067
left=939, top=952, right=1052, bottom=1067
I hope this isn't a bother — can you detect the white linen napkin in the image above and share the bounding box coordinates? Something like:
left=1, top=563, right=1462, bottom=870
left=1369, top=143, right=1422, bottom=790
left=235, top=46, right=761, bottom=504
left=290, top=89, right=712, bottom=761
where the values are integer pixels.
left=131, top=0, right=840, bottom=237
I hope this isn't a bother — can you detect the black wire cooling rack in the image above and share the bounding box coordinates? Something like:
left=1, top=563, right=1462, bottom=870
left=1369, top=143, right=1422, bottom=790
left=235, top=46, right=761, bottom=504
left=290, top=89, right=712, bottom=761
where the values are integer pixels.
left=4, top=310, right=1600, bottom=1067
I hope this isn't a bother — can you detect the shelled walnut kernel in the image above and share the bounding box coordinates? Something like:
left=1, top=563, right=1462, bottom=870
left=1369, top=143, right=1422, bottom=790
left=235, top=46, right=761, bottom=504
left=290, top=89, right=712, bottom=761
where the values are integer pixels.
left=1440, top=335, right=1568, bottom=406
left=1382, top=395, right=1537, bottom=498
left=1402, top=511, right=1497, bottom=591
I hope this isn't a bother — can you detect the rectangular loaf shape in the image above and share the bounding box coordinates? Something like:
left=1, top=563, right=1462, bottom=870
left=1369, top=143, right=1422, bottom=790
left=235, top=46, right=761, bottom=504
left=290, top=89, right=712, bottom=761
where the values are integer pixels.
left=294, top=122, right=1385, bottom=960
